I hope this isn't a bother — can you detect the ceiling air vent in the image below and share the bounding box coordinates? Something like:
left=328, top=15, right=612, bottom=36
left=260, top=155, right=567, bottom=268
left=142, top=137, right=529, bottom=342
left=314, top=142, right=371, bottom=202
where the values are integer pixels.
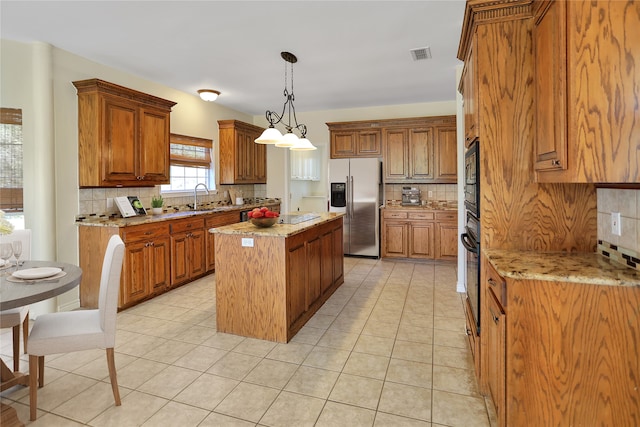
left=410, top=46, right=432, bottom=61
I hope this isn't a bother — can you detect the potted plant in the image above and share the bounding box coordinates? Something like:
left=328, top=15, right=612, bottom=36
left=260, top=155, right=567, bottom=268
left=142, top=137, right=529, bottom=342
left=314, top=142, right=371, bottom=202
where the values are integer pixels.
left=151, top=195, right=164, bottom=215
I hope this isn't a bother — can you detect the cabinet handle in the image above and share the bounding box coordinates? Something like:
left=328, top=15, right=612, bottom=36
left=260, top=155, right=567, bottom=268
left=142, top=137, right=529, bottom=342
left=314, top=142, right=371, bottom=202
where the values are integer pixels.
left=149, top=242, right=154, bottom=247
left=551, top=160, right=561, bottom=167
left=490, top=309, right=500, bottom=324
left=466, top=327, right=472, bottom=336
left=145, top=231, right=152, bottom=235
left=488, top=278, right=498, bottom=287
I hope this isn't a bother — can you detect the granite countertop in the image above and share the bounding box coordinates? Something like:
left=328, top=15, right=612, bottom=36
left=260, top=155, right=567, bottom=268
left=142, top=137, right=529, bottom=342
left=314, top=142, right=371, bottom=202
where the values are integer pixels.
left=210, top=212, right=345, bottom=238
left=382, top=204, right=458, bottom=211
left=76, top=201, right=280, bottom=228
left=484, top=248, right=640, bottom=287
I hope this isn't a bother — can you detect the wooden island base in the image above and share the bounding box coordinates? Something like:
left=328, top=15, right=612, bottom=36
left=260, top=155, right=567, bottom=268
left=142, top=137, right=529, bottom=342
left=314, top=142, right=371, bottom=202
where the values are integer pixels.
left=213, top=213, right=344, bottom=342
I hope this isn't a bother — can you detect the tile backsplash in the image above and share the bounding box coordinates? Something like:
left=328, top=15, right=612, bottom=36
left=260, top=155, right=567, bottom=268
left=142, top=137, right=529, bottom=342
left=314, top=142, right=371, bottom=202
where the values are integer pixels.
left=597, top=188, right=640, bottom=270
left=79, top=184, right=266, bottom=217
left=384, top=184, right=457, bottom=204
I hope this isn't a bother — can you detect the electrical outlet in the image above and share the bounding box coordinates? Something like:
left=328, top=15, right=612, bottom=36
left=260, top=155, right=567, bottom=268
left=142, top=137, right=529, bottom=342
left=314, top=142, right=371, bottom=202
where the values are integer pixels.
left=223, top=191, right=228, bottom=198
left=611, top=212, right=622, bottom=236
left=106, top=198, right=114, bottom=210
left=428, top=191, right=433, bottom=198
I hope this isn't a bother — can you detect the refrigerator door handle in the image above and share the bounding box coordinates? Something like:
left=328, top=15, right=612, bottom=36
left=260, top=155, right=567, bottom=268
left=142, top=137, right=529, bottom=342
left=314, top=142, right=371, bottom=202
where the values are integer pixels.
left=350, top=175, right=355, bottom=218
left=345, top=175, right=350, bottom=218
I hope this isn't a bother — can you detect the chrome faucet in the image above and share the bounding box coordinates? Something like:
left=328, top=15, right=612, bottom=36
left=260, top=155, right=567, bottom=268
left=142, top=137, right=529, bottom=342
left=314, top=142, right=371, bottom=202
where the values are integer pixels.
left=194, top=183, right=209, bottom=210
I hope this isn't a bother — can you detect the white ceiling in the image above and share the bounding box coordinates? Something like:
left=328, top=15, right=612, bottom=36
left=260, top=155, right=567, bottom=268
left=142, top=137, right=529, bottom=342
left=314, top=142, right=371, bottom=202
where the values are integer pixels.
left=1, top=0, right=466, bottom=116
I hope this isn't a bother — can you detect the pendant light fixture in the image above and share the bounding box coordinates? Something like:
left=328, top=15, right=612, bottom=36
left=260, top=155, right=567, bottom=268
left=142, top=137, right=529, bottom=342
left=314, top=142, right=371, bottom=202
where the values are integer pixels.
left=255, top=52, right=316, bottom=151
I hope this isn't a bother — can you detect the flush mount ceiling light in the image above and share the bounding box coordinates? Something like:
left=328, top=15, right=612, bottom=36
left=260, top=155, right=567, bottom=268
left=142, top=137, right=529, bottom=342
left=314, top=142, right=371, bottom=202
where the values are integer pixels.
left=255, top=52, right=316, bottom=151
left=197, top=89, right=220, bottom=102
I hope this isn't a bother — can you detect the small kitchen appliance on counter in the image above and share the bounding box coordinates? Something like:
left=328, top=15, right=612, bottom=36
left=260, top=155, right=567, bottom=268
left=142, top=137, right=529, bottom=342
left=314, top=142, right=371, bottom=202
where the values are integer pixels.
left=401, top=187, right=420, bottom=206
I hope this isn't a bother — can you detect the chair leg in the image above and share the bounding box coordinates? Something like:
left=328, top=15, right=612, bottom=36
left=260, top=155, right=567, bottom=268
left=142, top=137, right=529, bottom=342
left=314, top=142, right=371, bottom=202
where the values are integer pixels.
left=29, top=355, right=38, bottom=421
left=12, top=325, right=19, bottom=372
left=22, top=312, right=29, bottom=354
left=106, top=348, right=121, bottom=406
left=37, top=356, right=44, bottom=388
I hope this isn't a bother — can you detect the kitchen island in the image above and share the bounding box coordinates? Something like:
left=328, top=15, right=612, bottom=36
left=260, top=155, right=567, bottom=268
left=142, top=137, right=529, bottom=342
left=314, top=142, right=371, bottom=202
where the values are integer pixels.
left=211, top=212, right=344, bottom=342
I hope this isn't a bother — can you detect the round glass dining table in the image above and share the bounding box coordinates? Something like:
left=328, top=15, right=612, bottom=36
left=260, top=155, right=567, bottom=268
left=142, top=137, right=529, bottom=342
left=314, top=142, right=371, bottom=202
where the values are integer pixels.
left=0, top=260, right=82, bottom=311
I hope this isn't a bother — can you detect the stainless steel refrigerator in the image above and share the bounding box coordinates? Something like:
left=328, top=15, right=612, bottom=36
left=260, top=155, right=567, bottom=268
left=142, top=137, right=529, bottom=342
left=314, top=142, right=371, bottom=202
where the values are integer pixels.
left=328, top=158, right=382, bottom=257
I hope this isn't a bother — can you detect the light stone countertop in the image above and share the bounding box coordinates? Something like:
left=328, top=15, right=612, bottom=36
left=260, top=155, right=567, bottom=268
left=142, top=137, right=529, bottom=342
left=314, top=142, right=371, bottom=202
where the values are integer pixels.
left=76, top=201, right=279, bottom=228
left=210, top=212, right=345, bottom=238
left=484, top=248, right=640, bottom=287
left=381, top=204, right=458, bottom=211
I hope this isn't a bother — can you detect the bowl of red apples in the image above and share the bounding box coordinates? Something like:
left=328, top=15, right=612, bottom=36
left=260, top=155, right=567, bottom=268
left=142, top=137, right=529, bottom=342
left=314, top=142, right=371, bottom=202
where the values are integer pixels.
left=248, top=207, right=280, bottom=228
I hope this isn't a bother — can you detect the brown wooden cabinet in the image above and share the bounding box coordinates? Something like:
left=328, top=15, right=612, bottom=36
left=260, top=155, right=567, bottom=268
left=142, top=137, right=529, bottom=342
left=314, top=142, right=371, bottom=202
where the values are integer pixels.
left=327, top=122, right=382, bottom=158
left=218, top=120, right=266, bottom=184
left=459, top=34, right=478, bottom=147
left=482, top=254, right=640, bottom=426
left=381, top=208, right=456, bottom=260
left=485, top=261, right=506, bottom=425
left=121, top=225, right=171, bottom=307
left=205, top=211, right=241, bottom=272
left=382, top=116, right=457, bottom=184
left=73, top=79, right=176, bottom=188
left=534, top=0, right=640, bottom=183
left=170, top=217, right=206, bottom=286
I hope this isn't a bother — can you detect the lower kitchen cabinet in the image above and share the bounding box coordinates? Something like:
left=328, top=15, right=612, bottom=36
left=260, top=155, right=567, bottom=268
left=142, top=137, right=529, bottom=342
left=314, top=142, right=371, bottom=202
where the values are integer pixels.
left=170, top=217, right=206, bottom=286
left=481, top=255, right=640, bottom=426
left=205, top=211, right=241, bottom=272
left=381, top=208, right=457, bottom=260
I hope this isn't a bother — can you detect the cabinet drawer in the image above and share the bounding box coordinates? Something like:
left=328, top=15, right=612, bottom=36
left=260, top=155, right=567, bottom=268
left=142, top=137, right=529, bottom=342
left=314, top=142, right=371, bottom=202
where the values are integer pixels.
left=121, top=223, right=170, bottom=243
left=383, top=210, right=408, bottom=219
left=487, top=263, right=507, bottom=308
left=408, top=211, right=435, bottom=220
left=171, top=218, right=205, bottom=234
left=435, top=211, right=457, bottom=222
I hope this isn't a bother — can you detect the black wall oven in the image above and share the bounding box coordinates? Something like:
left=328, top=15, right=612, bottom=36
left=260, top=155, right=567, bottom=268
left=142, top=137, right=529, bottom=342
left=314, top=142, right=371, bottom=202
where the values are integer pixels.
left=462, top=140, right=480, bottom=334
left=464, top=140, right=479, bottom=218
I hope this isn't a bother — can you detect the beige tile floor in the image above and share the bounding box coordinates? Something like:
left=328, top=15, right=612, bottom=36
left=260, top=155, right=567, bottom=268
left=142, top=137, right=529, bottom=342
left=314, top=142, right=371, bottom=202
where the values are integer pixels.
left=1, top=257, right=494, bottom=426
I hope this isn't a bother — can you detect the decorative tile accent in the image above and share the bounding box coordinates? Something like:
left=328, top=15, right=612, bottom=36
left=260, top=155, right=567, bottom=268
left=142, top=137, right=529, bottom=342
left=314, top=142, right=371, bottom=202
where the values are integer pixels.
left=599, top=240, right=640, bottom=272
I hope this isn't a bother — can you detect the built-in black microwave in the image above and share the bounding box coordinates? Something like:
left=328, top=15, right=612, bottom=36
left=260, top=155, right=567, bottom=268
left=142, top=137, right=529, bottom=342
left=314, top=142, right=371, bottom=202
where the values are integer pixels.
left=464, top=140, right=479, bottom=218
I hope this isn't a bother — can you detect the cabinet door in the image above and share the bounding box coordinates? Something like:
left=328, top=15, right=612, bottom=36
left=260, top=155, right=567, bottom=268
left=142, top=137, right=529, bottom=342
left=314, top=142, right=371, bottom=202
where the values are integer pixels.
left=102, top=96, right=138, bottom=183
left=487, top=288, right=506, bottom=424
left=463, top=37, right=478, bottom=146
left=383, top=129, right=409, bottom=181
left=307, top=237, right=322, bottom=306
left=331, top=131, right=357, bottom=158
left=437, top=223, right=458, bottom=259
left=121, top=241, right=150, bottom=306
left=287, top=242, right=307, bottom=326
left=320, top=230, right=333, bottom=294
left=139, top=107, right=171, bottom=183
left=409, top=128, right=434, bottom=180
left=189, top=229, right=206, bottom=278
left=235, top=129, right=251, bottom=182
left=149, top=237, right=171, bottom=293
left=357, top=130, right=382, bottom=157
left=254, top=139, right=267, bottom=182
left=171, top=232, right=190, bottom=286
left=332, top=224, right=344, bottom=284
left=534, top=0, right=567, bottom=172
left=408, top=222, right=434, bottom=258
left=382, top=222, right=408, bottom=258
left=435, top=126, right=458, bottom=182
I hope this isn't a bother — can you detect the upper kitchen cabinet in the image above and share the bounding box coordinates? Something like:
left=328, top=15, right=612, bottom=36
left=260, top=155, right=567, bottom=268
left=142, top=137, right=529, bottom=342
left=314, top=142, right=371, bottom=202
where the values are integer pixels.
left=382, top=115, right=457, bottom=184
left=534, top=0, right=640, bottom=183
left=459, top=32, right=479, bottom=147
left=327, top=121, right=382, bottom=158
left=73, top=79, right=176, bottom=188
left=218, top=120, right=266, bottom=184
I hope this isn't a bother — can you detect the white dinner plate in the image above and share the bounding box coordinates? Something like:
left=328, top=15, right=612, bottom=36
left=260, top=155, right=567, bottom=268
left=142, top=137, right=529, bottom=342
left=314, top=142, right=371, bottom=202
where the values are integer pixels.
left=12, top=267, right=62, bottom=280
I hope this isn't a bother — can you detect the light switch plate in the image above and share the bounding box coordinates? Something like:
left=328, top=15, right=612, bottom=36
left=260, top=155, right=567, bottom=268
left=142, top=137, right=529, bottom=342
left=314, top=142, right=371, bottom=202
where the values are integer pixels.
left=611, top=212, right=621, bottom=236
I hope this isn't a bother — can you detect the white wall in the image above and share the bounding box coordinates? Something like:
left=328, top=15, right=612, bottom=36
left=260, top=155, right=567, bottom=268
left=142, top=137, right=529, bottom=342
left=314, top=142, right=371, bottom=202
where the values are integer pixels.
left=1, top=39, right=252, bottom=313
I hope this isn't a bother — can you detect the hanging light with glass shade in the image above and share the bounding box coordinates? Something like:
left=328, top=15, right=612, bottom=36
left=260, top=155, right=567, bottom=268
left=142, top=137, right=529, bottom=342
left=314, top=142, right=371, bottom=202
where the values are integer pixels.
left=255, top=52, right=316, bottom=151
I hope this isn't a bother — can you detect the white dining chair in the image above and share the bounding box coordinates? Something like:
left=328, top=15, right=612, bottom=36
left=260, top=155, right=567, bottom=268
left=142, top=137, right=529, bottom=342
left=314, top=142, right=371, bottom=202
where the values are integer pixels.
left=0, top=229, right=32, bottom=372
left=27, top=234, right=125, bottom=421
